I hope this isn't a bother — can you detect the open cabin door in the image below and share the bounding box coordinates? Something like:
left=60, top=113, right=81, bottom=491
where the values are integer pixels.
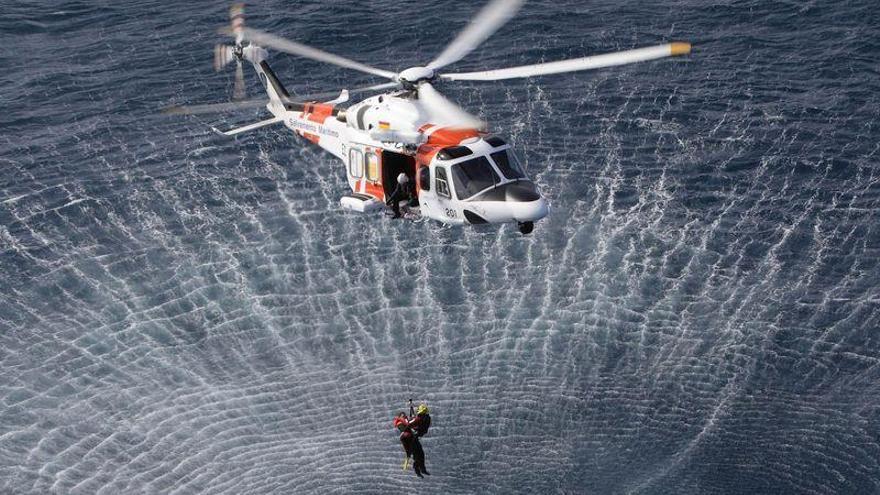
left=381, top=150, right=416, bottom=198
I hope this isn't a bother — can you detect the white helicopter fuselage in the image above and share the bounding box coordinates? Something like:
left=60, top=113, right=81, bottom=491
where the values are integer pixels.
left=251, top=57, right=548, bottom=230
left=195, top=2, right=690, bottom=235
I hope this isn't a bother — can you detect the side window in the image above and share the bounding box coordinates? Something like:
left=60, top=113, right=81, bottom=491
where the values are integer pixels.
left=418, top=166, right=430, bottom=191
left=348, top=149, right=363, bottom=178
left=435, top=167, right=451, bottom=199
left=366, top=152, right=380, bottom=182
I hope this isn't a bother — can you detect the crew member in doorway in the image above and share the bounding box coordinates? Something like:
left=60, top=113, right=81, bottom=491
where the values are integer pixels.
left=387, top=172, right=413, bottom=218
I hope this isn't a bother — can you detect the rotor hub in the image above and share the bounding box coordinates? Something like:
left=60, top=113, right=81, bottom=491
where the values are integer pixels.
left=397, top=66, right=436, bottom=88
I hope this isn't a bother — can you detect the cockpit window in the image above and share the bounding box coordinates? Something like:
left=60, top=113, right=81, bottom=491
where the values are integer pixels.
left=438, top=146, right=472, bottom=160
left=451, top=156, right=500, bottom=200
left=485, top=136, right=506, bottom=147
left=490, top=150, right=525, bottom=180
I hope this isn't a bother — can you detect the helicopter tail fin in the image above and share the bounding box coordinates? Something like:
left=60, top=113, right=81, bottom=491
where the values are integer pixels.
left=254, top=59, right=291, bottom=104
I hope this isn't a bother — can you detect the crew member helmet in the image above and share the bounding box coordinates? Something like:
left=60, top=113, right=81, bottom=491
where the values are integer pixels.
left=397, top=173, right=409, bottom=185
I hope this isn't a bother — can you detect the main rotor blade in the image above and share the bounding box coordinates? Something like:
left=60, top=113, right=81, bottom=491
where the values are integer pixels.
left=427, top=0, right=526, bottom=71
left=417, top=82, right=484, bottom=129
left=441, top=42, right=692, bottom=81
left=224, top=26, right=397, bottom=80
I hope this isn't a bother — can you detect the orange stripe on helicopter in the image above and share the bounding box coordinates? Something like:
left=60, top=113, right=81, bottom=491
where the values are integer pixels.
left=292, top=102, right=336, bottom=146
left=302, top=102, right=335, bottom=125
left=365, top=183, right=384, bottom=200
left=425, top=126, right=482, bottom=146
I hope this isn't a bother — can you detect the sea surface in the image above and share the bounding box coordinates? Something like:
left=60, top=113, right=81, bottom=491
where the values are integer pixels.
left=1, top=1, right=879, bottom=493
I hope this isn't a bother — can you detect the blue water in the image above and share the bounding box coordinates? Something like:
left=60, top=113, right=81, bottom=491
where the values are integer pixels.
left=1, top=1, right=879, bottom=493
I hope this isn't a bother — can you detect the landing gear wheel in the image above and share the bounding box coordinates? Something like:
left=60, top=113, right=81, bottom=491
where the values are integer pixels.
left=518, top=221, right=534, bottom=235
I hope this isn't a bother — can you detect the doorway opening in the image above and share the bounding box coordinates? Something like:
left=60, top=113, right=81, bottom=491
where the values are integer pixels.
left=382, top=151, right=416, bottom=198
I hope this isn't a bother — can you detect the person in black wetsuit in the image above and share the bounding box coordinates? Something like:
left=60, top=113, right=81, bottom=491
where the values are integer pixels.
left=410, top=402, right=432, bottom=438
left=387, top=173, right=412, bottom=219
left=407, top=401, right=432, bottom=476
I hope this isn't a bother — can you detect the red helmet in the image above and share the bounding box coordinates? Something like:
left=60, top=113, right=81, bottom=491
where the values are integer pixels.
left=393, top=417, right=408, bottom=429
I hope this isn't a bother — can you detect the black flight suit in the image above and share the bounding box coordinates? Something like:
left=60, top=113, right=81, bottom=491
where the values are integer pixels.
left=409, top=406, right=432, bottom=476
left=388, top=180, right=412, bottom=218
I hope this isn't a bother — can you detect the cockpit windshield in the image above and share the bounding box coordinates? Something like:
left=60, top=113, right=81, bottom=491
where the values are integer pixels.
left=451, top=156, right=500, bottom=200
left=490, top=150, right=525, bottom=180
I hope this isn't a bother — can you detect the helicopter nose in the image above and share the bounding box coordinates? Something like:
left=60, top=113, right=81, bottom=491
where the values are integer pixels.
left=463, top=181, right=549, bottom=224
left=500, top=181, right=547, bottom=221
left=511, top=195, right=549, bottom=222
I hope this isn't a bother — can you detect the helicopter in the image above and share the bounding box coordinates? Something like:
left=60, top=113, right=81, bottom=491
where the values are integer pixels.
left=167, top=1, right=691, bottom=235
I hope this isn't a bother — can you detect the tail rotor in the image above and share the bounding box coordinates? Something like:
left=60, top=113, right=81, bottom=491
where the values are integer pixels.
left=214, top=3, right=248, bottom=100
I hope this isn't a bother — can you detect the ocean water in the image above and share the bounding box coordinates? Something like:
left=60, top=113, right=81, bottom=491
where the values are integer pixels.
left=1, top=0, right=879, bottom=493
